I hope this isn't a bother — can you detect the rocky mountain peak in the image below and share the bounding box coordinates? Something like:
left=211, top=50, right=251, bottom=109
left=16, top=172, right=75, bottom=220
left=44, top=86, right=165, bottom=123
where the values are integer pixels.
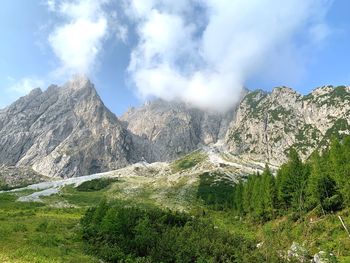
left=0, top=77, right=135, bottom=178
left=226, top=85, right=350, bottom=165
left=28, top=87, right=43, bottom=97
left=121, top=96, right=241, bottom=162
left=311, top=85, right=334, bottom=96
left=65, top=74, right=92, bottom=90
left=271, top=86, right=299, bottom=97
left=1, top=77, right=350, bottom=179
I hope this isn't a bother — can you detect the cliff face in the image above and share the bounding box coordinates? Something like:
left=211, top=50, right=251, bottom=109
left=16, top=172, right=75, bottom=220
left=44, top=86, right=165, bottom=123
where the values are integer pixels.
left=0, top=76, right=135, bottom=178
left=120, top=99, right=238, bottom=162
left=1, top=76, right=349, bottom=178
left=225, top=86, right=350, bottom=165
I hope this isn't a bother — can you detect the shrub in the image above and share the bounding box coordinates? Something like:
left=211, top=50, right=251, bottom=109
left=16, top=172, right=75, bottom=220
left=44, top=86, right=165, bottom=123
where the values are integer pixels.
left=76, top=178, right=117, bottom=192
left=81, top=200, right=265, bottom=262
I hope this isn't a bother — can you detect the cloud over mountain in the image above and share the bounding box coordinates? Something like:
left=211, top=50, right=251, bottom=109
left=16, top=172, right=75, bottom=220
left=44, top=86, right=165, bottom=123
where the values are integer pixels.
left=125, top=0, right=332, bottom=112
left=47, top=0, right=110, bottom=76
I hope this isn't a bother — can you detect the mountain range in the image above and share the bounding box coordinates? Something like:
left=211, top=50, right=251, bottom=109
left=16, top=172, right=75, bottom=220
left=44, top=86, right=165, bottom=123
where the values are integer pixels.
left=1, top=75, right=349, bottom=180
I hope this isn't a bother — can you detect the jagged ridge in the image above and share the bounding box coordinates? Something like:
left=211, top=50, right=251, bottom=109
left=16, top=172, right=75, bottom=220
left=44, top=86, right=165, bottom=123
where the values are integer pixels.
left=1, top=77, right=349, bottom=179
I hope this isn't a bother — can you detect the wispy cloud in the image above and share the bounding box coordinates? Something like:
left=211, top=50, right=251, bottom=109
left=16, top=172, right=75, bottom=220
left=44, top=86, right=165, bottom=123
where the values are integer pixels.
left=0, top=77, right=45, bottom=109
left=125, top=0, right=333, bottom=112
left=47, top=0, right=117, bottom=77
left=7, top=77, right=44, bottom=94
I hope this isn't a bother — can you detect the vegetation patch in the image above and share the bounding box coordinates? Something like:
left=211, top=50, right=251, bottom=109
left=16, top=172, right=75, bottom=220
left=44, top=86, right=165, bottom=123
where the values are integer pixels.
left=290, top=124, right=321, bottom=154
left=269, top=106, right=292, bottom=122
left=244, top=90, right=268, bottom=118
left=0, top=193, right=98, bottom=262
left=319, top=119, right=350, bottom=147
left=171, top=151, right=206, bottom=172
left=321, top=86, right=350, bottom=106
left=76, top=178, right=118, bottom=192
left=81, top=200, right=263, bottom=263
left=197, top=172, right=234, bottom=210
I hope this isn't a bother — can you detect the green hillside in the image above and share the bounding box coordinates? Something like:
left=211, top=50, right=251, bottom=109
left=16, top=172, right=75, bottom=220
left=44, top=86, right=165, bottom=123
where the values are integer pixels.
left=1, top=137, right=350, bottom=262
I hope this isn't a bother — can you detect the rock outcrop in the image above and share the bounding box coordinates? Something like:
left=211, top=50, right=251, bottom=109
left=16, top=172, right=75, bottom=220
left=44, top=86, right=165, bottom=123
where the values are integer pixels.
left=225, top=85, right=350, bottom=165
left=0, top=75, right=135, bottom=178
left=120, top=98, right=238, bottom=162
left=1, top=76, right=350, bottom=178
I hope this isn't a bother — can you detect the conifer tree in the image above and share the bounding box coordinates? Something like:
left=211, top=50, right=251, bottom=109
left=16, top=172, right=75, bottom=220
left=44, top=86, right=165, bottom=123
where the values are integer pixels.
left=261, top=164, right=276, bottom=220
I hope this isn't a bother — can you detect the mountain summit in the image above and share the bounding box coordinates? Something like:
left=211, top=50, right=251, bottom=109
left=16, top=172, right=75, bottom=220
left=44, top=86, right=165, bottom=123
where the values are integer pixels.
left=1, top=78, right=350, bottom=178
left=0, top=76, right=135, bottom=177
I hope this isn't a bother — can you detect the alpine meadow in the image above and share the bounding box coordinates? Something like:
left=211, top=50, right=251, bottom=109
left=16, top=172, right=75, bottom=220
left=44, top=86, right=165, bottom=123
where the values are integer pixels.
left=1, top=0, right=350, bottom=262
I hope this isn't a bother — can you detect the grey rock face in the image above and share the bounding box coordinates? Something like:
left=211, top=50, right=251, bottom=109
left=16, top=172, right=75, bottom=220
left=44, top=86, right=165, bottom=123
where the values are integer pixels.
left=0, top=75, right=135, bottom=178
left=1, top=77, right=349, bottom=179
left=120, top=98, right=238, bottom=162
left=225, top=85, right=350, bottom=165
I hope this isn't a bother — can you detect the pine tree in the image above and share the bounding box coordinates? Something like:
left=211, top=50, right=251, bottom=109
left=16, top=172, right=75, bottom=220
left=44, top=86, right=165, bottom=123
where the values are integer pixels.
left=251, top=174, right=263, bottom=220
left=341, top=136, right=350, bottom=206
left=233, top=183, right=244, bottom=215
left=243, top=176, right=254, bottom=214
left=261, top=164, right=276, bottom=220
left=276, top=149, right=309, bottom=213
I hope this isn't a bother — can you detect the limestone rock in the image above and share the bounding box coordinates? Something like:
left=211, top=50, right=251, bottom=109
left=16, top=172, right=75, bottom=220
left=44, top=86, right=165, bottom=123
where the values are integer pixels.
left=1, top=77, right=350, bottom=179
left=225, top=85, right=350, bottom=165
left=0, top=75, right=135, bottom=178
left=120, top=98, right=239, bottom=162
left=287, top=242, right=311, bottom=262
left=312, top=251, right=337, bottom=263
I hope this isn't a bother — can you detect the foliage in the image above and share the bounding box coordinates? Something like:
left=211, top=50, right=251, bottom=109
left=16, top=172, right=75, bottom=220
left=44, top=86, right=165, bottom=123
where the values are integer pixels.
left=81, top=200, right=266, bottom=263
left=197, top=172, right=234, bottom=210
left=76, top=178, right=118, bottom=192
left=171, top=151, right=206, bottom=172
left=231, top=136, right=350, bottom=222
left=0, top=193, right=98, bottom=262
left=3, top=136, right=350, bottom=262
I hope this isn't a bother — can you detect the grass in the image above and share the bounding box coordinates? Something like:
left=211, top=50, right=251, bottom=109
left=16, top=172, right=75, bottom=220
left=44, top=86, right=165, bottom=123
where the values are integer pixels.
left=1, top=166, right=350, bottom=262
left=0, top=172, right=201, bottom=262
left=171, top=151, right=207, bottom=172
left=76, top=177, right=118, bottom=192
left=0, top=193, right=99, bottom=262
left=201, top=207, right=350, bottom=262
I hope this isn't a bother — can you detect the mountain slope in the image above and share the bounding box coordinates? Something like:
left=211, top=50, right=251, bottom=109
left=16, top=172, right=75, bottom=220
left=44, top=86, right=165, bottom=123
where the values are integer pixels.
left=1, top=77, right=350, bottom=178
left=120, top=98, right=239, bottom=162
left=225, top=85, right=350, bottom=165
left=0, top=76, right=135, bottom=178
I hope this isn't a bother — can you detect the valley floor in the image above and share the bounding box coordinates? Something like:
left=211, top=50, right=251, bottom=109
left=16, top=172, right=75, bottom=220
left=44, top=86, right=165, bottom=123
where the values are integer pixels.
left=0, top=149, right=350, bottom=262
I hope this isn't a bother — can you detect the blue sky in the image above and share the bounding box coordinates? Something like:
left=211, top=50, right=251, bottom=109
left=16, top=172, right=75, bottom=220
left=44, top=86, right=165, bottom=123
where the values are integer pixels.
left=0, top=0, right=349, bottom=115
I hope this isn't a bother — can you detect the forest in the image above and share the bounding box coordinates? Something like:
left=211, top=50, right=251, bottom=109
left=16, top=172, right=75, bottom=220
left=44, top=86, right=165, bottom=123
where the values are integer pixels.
left=80, top=200, right=264, bottom=262
left=231, top=136, right=350, bottom=222
left=81, top=136, right=350, bottom=262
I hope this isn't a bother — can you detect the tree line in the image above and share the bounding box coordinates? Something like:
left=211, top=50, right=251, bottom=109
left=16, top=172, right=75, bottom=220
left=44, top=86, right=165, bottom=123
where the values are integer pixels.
left=231, top=136, right=350, bottom=221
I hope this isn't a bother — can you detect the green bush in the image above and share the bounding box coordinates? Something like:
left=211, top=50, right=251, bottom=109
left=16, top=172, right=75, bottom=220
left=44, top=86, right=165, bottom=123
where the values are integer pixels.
left=197, top=172, right=234, bottom=210
left=76, top=178, right=117, bottom=192
left=81, top=200, right=266, bottom=262
left=171, top=152, right=206, bottom=172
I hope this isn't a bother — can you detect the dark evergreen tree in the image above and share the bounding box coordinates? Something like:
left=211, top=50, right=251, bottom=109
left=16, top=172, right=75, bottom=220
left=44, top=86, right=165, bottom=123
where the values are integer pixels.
left=260, top=164, right=277, bottom=220
left=233, top=182, right=244, bottom=215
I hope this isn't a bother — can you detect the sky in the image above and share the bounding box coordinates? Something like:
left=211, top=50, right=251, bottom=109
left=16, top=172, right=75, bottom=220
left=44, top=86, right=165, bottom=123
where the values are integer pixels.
left=0, top=0, right=349, bottom=115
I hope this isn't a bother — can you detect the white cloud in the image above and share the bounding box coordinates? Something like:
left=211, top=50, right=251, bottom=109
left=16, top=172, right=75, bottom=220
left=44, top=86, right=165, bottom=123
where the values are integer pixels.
left=8, top=78, right=44, bottom=94
left=0, top=77, right=45, bottom=109
left=125, top=0, right=332, bottom=112
left=48, top=0, right=113, bottom=77
left=49, top=18, right=107, bottom=75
